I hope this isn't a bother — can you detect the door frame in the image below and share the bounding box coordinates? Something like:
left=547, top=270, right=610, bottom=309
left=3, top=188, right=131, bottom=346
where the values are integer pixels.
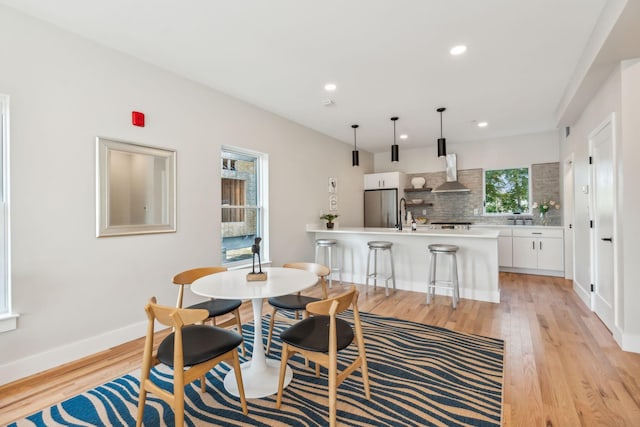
left=563, top=153, right=574, bottom=280
left=588, top=112, right=618, bottom=331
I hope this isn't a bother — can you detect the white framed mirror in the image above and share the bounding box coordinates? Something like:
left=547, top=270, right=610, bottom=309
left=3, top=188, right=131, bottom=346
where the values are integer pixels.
left=96, top=137, right=176, bottom=237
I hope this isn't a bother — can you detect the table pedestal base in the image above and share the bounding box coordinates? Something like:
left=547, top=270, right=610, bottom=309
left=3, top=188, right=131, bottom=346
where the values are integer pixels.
left=224, top=359, right=293, bottom=398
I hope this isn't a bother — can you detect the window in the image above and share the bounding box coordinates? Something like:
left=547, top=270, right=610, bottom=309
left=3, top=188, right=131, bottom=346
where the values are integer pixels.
left=1, top=94, right=13, bottom=330
left=221, top=146, right=268, bottom=265
left=484, top=167, right=530, bottom=214
left=221, top=178, right=245, bottom=222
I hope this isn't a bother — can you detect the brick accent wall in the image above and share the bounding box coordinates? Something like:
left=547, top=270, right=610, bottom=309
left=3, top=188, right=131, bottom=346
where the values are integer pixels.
left=531, top=162, right=561, bottom=226
left=405, top=162, right=561, bottom=226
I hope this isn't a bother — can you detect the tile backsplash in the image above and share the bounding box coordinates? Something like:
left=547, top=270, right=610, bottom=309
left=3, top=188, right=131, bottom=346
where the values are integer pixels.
left=405, top=162, right=561, bottom=226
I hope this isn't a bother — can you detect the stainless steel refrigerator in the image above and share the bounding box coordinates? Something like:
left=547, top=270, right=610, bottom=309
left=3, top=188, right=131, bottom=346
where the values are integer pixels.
left=364, top=188, right=398, bottom=228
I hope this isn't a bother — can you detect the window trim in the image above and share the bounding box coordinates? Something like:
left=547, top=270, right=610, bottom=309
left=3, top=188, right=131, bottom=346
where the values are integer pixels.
left=221, top=145, right=269, bottom=268
left=0, top=93, right=16, bottom=332
left=483, top=165, right=532, bottom=216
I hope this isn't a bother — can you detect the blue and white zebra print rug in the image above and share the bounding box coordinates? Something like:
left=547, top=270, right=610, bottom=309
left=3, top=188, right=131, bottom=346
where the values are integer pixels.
left=9, top=312, right=504, bottom=426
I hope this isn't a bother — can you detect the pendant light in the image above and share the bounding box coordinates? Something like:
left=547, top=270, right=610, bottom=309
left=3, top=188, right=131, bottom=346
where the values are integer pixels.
left=391, top=116, right=399, bottom=162
left=437, top=107, right=447, bottom=158
left=351, top=124, right=360, bottom=167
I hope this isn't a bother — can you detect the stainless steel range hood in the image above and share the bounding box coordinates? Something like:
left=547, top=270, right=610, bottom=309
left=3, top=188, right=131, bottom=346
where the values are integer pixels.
left=432, top=153, right=470, bottom=193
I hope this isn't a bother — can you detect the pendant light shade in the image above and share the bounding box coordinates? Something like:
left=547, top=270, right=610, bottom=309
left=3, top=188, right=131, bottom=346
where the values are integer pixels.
left=391, top=116, right=399, bottom=162
left=437, top=107, right=447, bottom=158
left=351, top=124, right=359, bottom=167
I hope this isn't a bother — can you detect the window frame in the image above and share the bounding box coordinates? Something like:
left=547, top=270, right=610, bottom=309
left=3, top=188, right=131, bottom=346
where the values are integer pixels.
left=220, top=145, right=269, bottom=268
left=483, top=165, right=532, bottom=215
left=0, top=94, right=16, bottom=333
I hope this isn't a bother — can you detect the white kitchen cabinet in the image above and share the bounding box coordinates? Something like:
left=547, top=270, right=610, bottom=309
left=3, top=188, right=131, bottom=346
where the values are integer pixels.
left=364, top=172, right=405, bottom=190
left=471, top=226, right=513, bottom=267
left=537, top=238, right=564, bottom=270
left=512, top=228, right=564, bottom=271
left=512, top=237, right=538, bottom=269
left=497, top=228, right=513, bottom=267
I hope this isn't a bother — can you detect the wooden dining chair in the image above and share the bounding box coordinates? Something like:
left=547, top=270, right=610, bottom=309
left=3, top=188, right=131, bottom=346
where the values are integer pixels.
left=173, top=266, right=246, bottom=356
left=136, top=297, right=248, bottom=427
left=275, top=286, right=370, bottom=427
left=265, top=262, right=330, bottom=356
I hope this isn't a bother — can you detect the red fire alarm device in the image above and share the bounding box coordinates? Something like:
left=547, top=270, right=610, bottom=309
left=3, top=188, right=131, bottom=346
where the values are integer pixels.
left=132, top=111, right=145, bottom=127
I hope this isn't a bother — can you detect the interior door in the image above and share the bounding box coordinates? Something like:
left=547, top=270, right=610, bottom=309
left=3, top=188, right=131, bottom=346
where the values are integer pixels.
left=591, top=118, right=615, bottom=332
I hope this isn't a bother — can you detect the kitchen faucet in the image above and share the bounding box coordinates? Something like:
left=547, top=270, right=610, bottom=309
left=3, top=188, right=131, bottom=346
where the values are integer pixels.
left=398, top=198, right=406, bottom=230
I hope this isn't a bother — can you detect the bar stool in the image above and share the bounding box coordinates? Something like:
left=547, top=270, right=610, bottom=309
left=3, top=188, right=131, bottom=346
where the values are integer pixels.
left=315, top=239, right=342, bottom=288
left=365, top=241, right=396, bottom=296
left=426, top=244, right=460, bottom=308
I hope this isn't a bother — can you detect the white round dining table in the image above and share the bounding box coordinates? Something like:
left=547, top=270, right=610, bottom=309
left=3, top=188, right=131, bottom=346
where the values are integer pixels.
left=191, top=266, right=318, bottom=398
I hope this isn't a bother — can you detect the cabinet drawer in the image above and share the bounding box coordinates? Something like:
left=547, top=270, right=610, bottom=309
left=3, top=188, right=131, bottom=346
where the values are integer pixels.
left=512, top=228, right=563, bottom=238
left=470, top=226, right=512, bottom=236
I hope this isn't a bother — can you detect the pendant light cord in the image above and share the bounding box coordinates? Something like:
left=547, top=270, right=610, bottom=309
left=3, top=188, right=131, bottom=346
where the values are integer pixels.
left=391, top=117, right=399, bottom=143
left=352, top=124, right=358, bottom=149
left=354, top=127, right=357, bottom=149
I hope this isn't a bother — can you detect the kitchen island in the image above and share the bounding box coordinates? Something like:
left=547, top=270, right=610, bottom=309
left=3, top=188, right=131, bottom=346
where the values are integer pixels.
left=307, top=226, right=500, bottom=303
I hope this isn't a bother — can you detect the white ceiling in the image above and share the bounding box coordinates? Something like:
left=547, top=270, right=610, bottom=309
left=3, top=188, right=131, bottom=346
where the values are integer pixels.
left=0, top=0, right=613, bottom=153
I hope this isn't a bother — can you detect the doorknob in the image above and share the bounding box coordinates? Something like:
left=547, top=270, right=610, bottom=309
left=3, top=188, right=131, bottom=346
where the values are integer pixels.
left=601, top=237, right=613, bottom=242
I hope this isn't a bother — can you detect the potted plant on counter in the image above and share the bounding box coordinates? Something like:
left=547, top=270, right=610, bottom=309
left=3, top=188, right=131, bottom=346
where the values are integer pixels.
left=532, top=200, right=560, bottom=226
left=320, top=213, right=339, bottom=229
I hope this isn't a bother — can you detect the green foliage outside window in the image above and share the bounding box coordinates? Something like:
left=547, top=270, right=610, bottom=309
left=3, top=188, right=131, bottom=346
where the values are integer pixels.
left=484, top=168, right=530, bottom=214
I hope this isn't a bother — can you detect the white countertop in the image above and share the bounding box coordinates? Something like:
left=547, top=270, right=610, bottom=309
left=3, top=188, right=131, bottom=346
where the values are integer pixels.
left=307, top=225, right=498, bottom=239
left=470, top=224, right=564, bottom=230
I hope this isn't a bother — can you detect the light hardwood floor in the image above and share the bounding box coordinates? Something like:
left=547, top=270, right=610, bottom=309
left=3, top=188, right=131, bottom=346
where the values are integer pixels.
left=1, top=273, right=639, bottom=426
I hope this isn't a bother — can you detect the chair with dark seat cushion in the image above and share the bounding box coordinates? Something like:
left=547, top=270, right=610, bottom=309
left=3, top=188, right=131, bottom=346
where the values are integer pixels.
left=136, top=297, right=248, bottom=427
left=276, top=286, right=370, bottom=427
left=173, top=266, right=246, bottom=356
left=265, top=262, right=330, bottom=355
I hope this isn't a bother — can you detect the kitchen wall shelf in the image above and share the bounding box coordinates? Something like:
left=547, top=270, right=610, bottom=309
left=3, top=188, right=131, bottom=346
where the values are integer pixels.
left=405, top=188, right=432, bottom=193
left=407, top=202, right=433, bottom=207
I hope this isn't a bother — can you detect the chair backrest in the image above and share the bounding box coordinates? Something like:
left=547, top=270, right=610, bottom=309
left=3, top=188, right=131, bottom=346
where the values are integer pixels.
left=306, top=286, right=362, bottom=359
left=145, top=296, right=209, bottom=329
left=306, top=286, right=357, bottom=317
left=172, top=266, right=227, bottom=308
left=283, top=262, right=330, bottom=299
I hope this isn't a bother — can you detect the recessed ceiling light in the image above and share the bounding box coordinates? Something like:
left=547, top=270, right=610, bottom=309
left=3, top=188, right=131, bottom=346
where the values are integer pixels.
left=324, top=83, right=337, bottom=92
left=450, top=45, right=467, bottom=56
left=477, top=121, right=488, bottom=128
left=400, top=134, right=408, bottom=139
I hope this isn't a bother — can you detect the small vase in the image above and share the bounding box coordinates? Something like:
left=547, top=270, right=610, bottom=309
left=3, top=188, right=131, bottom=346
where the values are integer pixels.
left=326, top=222, right=334, bottom=229
left=540, top=212, right=547, bottom=226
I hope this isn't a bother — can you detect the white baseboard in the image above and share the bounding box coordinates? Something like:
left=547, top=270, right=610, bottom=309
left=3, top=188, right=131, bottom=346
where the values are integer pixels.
left=571, top=281, right=639, bottom=354
left=616, top=331, right=640, bottom=353
left=572, top=279, right=592, bottom=309
left=0, top=320, right=147, bottom=386
left=460, top=288, right=501, bottom=304
left=340, top=274, right=499, bottom=303
left=500, top=267, right=564, bottom=277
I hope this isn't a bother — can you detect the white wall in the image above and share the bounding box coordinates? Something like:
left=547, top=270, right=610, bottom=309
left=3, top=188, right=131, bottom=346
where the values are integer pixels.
left=562, top=67, right=622, bottom=305
left=562, top=60, right=640, bottom=352
left=0, top=5, right=371, bottom=384
left=373, top=130, right=560, bottom=174
left=620, top=59, right=640, bottom=348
